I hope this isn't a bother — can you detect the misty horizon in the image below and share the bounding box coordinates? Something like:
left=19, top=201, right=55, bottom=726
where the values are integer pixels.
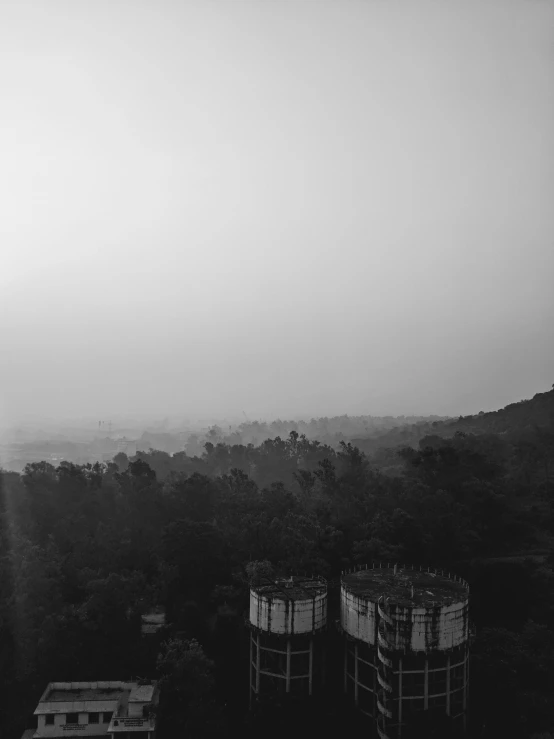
left=2, top=0, right=553, bottom=429
left=3, top=379, right=553, bottom=439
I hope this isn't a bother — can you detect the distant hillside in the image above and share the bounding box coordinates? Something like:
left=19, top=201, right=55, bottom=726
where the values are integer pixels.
left=352, top=386, right=554, bottom=459
left=442, top=387, right=554, bottom=435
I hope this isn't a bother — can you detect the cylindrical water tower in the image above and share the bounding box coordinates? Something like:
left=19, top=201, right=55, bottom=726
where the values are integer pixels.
left=248, top=575, right=328, bottom=707
left=340, top=564, right=470, bottom=738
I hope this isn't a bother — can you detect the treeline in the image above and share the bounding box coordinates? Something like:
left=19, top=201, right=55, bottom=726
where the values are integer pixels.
left=186, top=413, right=451, bottom=450
left=1, top=409, right=554, bottom=737
left=137, top=387, right=554, bottom=462
left=131, top=414, right=452, bottom=456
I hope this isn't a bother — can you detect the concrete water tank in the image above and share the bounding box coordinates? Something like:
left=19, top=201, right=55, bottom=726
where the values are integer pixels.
left=340, top=564, right=470, bottom=738
left=248, top=575, right=328, bottom=705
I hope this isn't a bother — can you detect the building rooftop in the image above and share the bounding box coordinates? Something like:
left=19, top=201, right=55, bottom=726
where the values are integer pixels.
left=141, top=608, right=166, bottom=635
left=252, top=575, right=327, bottom=601
left=44, top=687, right=122, bottom=703
left=341, top=566, right=469, bottom=607
left=34, top=682, right=157, bottom=717
left=141, top=611, right=165, bottom=624
left=128, top=685, right=155, bottom=704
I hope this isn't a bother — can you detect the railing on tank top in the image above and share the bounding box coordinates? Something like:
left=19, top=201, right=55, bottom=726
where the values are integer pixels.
left=340, top=562, right=470, bottom=594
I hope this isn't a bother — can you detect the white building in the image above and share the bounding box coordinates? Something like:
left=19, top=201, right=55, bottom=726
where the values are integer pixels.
left=32, top=681, right=158, bottom=739
left=141, top=608, right=166, bottom=636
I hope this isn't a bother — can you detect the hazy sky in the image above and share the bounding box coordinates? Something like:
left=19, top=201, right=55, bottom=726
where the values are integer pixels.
left=1, top=0, right=553, bottom=425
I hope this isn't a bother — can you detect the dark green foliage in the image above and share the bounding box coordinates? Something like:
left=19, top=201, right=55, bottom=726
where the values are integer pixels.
left=1, top=388, right=554, bottom=738
left=156, top=637, right=225, bottom=737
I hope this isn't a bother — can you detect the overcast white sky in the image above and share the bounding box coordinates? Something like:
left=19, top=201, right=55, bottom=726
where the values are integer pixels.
left=1, top=0, right=553, bottom=425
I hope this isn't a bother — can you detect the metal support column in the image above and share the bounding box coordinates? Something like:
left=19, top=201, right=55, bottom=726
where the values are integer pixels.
left=321, top=640, right=326, bottom=688
left=463, top=651, right=467, bottom=712
left=398, top=657, right=403, bottom=736
left=344, top=641, right=348, bottom=693
left=255, top=633, right=260, bottom=695
left=309, top=639, right=313, bottom=695
left=463, top=649, right=469, bottom=734
left=424, top=658, right=429, bottom=710
left=354, top=643, right=359, bottom=706
left=249, top=633, right=253, bottom=709
left=286, top=639, right=291, bottom=693
left=446, top=655, right=451, bottom=716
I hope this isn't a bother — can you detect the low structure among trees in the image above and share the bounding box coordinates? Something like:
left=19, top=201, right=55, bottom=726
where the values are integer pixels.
left=30, top=681, right=158, bottom=739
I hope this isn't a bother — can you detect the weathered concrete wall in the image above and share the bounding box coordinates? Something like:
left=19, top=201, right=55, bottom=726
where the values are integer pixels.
left=390, top=601, right=469, bottom=652
left=36, top=713, right=115, bottom=737
left=341, top=586, right=377, bottom=644
left=340, top=587, right=469, bottom=651
left=250, top=591, right=327, bottom=634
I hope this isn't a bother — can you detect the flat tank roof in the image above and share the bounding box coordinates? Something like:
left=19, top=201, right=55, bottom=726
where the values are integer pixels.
left=341, top=566, right=468, bottom=608
left=252, top=575, right=326, bottom=601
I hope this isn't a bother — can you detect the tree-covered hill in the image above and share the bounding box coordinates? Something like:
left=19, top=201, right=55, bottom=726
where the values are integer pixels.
left=351, top=386, right=554, bottom=459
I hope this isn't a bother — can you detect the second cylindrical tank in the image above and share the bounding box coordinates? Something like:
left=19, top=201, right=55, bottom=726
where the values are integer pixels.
left=340, top=564, right=470, bottom=738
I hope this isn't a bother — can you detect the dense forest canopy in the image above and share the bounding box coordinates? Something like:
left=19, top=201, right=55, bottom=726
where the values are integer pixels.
left=2, top=412, right=453, bottom=472
left=1, top=388, right=553, bottom=738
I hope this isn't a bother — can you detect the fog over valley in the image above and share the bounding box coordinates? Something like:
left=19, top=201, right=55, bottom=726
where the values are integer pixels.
left=2, top=0, right=553, bottom=430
